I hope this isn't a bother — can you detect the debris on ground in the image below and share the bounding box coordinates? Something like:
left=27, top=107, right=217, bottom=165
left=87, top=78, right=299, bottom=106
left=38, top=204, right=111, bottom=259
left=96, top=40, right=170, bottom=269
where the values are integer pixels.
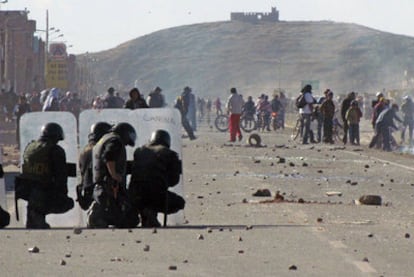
left=28, top=246, right=39, bottom=253
left=326, top=191, right=342, bottom=197
left=354, top=195, right=382, bottom=206
left=252, top=189, right=272, bottom=197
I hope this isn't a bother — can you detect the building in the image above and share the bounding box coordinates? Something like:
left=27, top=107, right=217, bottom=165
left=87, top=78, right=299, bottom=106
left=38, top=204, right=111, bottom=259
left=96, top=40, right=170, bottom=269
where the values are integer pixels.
left=0, top=10, right=45, bottom=94
left=231, top=7, right=280, bottom=23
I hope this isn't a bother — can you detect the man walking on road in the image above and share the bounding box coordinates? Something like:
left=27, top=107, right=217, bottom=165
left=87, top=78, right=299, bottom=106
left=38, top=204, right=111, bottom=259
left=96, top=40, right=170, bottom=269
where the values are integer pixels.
left=226, top=87, right=244, bottom=142
left=299, top=84, right=315, bottom=144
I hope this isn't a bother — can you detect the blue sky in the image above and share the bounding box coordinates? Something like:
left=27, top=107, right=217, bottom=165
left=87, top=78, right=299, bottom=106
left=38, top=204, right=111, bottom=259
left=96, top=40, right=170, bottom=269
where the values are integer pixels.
left=2, top=0, right=413, bottom=54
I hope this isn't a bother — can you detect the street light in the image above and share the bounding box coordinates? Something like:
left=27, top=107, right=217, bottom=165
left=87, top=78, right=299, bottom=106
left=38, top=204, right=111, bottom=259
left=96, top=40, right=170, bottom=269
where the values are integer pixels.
left=50, top=33, right=63, bottom=41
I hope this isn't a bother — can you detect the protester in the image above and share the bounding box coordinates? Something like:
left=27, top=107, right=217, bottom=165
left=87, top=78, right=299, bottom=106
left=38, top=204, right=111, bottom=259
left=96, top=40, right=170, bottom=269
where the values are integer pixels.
left=243, top=96, right=256, bottom=120
left=369, top=104, right=402, bottom=151
left=147, top=86, right=165, bottom=108
left=340, top=92, right=356, bottom=144
left=319, top=90, right=335, bottom=143
left=174, top=93, right=196, bottom=140
left=345, top=100, right=363, bottom=145
left=103, top=87, right=118, bottom=108
left=42, top=88, right=60, bottom=111
left=225, top=87, right=244, bottom=142
left=124, top=88, right=149, bottom=109
left=185, top=88, right=197, bottom=132
left=299, top=84, right=315, bottom=144
left=214, top=97, right=223, bottom=115
left=400, top=95, right=414, bottom=145
left=128, top=129, right=185, bottom=227
left=278, top=92, right=288, bottom=129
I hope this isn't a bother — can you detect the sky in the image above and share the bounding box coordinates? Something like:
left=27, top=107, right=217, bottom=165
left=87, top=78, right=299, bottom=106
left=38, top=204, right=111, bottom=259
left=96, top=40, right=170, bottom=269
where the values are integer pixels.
left=2, top=0, right=414, bottom=54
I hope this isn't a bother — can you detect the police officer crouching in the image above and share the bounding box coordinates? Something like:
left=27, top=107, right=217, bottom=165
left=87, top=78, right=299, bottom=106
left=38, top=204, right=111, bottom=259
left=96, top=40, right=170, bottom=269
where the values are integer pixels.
left=87, top=122, right=139, bottom=228
left=0, top=163, right=10, bottom=228
left=16, top=123, right=74, bottom=229
left=128, top=129, right=185, bottom=227
left=77, top=122, right=112, bottom=211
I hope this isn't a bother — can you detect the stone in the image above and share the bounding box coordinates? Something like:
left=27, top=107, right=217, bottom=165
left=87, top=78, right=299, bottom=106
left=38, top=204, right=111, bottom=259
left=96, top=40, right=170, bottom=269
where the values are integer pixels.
left=60, top=259, right=67, bottom=266
left=326, top=191, right=342, bottom=197
left=358, top=195, right=382, bottom=206
left=169, top=265, right=177, bottom=270
left=278, top=157, right=286, bottom=163
left=143, top=245, right=150, bottom=252
left=289, top=265, right=297, bottom=270
left=252, top=189, right=272, bottom=197
left=28, top=246, right=39, bottom=253
left=73, top=227, right=82, bottom=235
left=197, top=234, right=204, bottom=240
left=405, top=233, right=410, bottom=238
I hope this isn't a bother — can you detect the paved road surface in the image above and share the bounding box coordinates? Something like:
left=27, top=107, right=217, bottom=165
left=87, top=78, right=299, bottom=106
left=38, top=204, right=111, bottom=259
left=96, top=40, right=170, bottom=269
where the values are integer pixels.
left=1, top=120, right=413, bottom=276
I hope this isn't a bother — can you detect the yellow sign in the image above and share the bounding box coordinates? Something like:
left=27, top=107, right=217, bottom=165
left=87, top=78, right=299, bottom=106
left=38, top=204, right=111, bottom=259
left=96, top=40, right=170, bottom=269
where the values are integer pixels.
left=46, top=59, right=68, bottom=90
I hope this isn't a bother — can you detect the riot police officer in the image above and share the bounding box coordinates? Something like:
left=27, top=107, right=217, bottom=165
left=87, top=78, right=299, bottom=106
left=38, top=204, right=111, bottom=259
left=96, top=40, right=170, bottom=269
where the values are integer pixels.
left=17, top=122, right=74, bottom=229
left=128, top=129, right=185, bottom=227
left=77, top=122, right=112, bottom=210
left=87, top=122, right=138, bottom=228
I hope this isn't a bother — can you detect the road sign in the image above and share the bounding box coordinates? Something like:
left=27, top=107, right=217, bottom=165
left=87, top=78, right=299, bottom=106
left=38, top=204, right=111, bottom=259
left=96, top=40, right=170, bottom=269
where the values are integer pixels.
left=46, top=59, right=68, bottom=90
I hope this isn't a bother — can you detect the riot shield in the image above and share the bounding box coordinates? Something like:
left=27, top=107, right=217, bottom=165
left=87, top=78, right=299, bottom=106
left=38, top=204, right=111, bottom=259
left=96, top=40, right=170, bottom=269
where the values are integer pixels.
left=79, top=108, right=185, bottom=225
left=18, top=112, right=79, bottom=227
left=0, top=148, right=6, bottom=210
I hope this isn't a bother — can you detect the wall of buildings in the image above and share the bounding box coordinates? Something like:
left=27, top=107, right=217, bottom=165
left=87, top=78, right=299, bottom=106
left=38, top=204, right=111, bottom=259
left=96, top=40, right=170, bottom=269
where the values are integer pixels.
left=231, top=7, right=279, bottom=24
left=0, top=10, right=46, bottom=94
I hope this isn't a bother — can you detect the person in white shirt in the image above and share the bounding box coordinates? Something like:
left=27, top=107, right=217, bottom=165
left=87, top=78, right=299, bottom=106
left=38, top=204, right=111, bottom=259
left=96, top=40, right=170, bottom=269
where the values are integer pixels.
left=226, top=87, right=244, bottom=142
left=299, top=84, right=315, bottom=144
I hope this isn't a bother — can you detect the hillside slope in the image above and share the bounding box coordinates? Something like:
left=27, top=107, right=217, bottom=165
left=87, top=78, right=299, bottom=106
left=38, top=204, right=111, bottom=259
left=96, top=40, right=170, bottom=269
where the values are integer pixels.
left=86, top=20, right=414, bottom=101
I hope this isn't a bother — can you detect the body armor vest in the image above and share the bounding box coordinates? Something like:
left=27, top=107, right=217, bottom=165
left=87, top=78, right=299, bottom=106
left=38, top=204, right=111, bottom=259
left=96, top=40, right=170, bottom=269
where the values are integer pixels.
left=22, top=140, right=54, bottom=184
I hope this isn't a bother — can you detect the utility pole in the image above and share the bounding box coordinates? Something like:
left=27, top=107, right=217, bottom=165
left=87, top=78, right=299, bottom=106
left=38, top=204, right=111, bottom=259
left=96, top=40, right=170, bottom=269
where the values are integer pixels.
left=45, top=9, right=49, bottom=80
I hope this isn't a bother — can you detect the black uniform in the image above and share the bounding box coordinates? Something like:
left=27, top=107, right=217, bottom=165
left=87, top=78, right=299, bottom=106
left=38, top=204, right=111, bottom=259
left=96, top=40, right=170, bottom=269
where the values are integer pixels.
left=20, top=139, right=74, bottom=228
left=128, top=144, right=185, bottom=227
left=77, top=142, right=95, bottom=210
left=87, top=133, right=137, bottom=228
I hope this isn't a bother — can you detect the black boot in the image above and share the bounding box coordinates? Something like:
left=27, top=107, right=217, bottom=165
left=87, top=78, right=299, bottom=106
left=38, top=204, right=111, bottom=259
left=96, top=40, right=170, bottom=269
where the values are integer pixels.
left=140, top=208, right=161, bottom=228
left=26, top=208, right=50, bottom=229
left=0, top=205, right=10, bottom=228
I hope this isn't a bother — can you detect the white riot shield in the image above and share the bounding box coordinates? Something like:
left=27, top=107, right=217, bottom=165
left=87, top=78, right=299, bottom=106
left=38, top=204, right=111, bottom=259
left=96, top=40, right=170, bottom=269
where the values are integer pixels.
left=0, top=148, right=6, bottom=210
left=19, top=112, right=79, bottom=227
left=79, top=108, right=185, bottom=225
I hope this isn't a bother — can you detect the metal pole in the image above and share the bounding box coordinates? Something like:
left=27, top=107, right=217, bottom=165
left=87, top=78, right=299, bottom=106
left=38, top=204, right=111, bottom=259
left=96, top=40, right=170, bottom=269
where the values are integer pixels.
left=44, top=9, right=48, bottom=88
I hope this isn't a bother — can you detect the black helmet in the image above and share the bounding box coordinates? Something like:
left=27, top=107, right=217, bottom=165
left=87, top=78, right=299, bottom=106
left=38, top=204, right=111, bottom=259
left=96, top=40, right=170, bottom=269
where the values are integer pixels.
left=41, top=122, right=64, bottom=141
left=112, top=122, right=136, bottom=146
left=150, top=129, right=171, bottom=148
left=88, top=122, right=112, bottom=143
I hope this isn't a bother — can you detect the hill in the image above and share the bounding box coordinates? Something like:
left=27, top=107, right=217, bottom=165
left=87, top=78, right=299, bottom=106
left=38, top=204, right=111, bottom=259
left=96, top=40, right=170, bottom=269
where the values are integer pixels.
left=84, top=20, right=414, bottom=102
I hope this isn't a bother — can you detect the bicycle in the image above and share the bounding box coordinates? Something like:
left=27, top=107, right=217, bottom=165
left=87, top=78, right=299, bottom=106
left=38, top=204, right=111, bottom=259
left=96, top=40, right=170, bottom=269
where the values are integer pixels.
left=214, top=114, right=257, bottom=133
left=291, top=116, right=303, bottom=140
left=332, top=117, right=344, bottom=142
left=214, top=114, right=229, bottom=132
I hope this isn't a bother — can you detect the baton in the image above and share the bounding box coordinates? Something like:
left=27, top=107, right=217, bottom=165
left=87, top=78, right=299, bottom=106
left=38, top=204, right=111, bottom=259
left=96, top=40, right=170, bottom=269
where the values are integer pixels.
left=15, top=193, right=19, bottom=221
left=163, top=190, right=168, bottom=227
